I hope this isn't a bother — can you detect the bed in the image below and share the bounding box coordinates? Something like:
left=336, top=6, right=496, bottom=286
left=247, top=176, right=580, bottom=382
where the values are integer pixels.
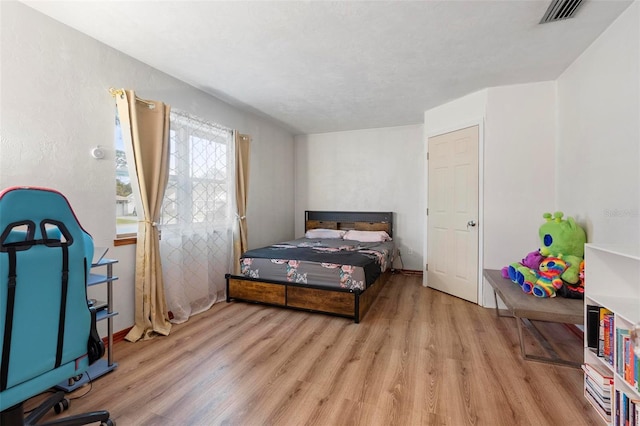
left=225, top=211, right=395, bottom=323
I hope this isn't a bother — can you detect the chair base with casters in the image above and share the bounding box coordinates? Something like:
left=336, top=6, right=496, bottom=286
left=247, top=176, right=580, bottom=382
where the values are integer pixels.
left=0, top=391, right=113, bottom=426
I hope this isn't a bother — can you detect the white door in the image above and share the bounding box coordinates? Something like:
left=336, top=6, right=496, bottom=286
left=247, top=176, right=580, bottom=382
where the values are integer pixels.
left=427, top=125, right=479, bottom=303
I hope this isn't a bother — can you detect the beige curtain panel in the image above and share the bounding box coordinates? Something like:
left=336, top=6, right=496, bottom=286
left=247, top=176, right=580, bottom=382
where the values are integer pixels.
left=233, top=132, right=251, bottom=274
left=114, top=89, right=172, bottom=342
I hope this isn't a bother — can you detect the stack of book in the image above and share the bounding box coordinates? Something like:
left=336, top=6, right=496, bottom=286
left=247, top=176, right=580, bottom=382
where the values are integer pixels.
left=583, top=363, right=614, bottom=422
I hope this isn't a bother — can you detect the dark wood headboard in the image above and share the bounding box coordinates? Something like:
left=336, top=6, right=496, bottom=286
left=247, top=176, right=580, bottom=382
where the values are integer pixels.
left=305, top=211, right=393, bottom=238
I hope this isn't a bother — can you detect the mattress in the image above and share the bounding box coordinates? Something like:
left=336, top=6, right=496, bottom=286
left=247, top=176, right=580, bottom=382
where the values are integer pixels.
left=239, top=238, right=396, bottom=291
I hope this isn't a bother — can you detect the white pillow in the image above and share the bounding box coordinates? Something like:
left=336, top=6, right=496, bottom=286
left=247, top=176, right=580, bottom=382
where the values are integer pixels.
left=343, top=230, right=391, bottom=242
left=305, top=228, right=346, bottom=239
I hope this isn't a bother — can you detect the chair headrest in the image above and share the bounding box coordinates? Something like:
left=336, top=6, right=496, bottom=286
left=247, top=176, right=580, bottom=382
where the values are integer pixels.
left=0, top=187, right=92, bottom=255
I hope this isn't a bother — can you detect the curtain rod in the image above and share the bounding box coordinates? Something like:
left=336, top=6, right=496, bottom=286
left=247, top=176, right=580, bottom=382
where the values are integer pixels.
left=109, top=88, right=155, bottom=109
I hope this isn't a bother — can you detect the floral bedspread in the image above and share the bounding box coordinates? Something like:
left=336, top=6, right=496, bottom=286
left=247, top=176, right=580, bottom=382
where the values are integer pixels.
left=239, top=238, right=395, bottom=291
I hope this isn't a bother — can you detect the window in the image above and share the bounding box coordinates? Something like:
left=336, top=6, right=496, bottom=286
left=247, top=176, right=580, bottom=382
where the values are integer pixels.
left=159, top=111, right=234, bottom=322
left=114, top=113, right=139, bottom=238
left=161, top=110, right=233, bottom=228
left=114, top=109, right=233, bottom=239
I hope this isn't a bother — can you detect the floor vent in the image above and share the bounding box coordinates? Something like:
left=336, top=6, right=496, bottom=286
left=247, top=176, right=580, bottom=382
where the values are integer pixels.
left=540, top=0, right=584, bottom=24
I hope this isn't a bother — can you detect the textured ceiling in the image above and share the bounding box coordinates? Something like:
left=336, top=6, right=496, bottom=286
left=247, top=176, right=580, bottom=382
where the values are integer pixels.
left=23, top=0, right=633, bottom=135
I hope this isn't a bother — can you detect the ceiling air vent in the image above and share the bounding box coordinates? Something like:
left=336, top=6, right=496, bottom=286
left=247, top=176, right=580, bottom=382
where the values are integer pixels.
left=540, top=0, right=584, bottom=24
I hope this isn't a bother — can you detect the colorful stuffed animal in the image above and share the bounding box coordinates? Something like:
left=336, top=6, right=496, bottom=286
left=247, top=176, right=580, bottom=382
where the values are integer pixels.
left=539, top=211, right=586, bottom=286
left=578, top=260, right=585, bottom=286
left=502, top=212, right=587, bottom=298
left=502, top=251, right=545, bottom=293
left=530, top=256, right=569, bottom=298
left=556, top=259, right=585, bottom=298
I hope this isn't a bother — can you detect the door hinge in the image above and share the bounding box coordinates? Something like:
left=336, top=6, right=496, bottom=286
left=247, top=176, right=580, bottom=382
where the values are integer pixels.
left=425, top=263, right=428, bottom=271
left=426, top=208, right=429, bottom=216
left=426, top=152, right=429, bottom=160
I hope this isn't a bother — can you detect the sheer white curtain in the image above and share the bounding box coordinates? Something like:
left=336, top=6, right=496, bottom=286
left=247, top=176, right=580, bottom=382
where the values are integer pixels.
left=159, top=110, right=235, bottom=324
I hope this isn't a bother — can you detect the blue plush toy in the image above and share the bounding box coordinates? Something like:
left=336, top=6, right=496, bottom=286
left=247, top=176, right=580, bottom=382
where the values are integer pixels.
left=502, top=251, right=545, bottom=293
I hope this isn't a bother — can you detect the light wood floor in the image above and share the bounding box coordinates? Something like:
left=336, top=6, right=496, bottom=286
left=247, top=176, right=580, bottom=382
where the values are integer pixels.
left=32, top=274, right=601, bottom=425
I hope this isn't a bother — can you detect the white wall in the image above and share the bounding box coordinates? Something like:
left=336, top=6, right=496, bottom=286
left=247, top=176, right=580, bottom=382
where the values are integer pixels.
left=294, top=125, right=424, bottom=270
left=557, top=1, right=640, bottom=247
left=424, top=82, right=557, bottom=306
left=424, top=90, right=488, bottom=137
left=483, top=82, right=557, bottom=305
left=0, top=2, right=295, bottom=334
left=484, top=82, right=557, bottom=268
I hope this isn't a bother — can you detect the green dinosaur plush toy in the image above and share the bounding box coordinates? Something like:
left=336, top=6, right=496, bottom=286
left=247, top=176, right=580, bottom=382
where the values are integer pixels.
left=538, top=212, right=587, bottom=285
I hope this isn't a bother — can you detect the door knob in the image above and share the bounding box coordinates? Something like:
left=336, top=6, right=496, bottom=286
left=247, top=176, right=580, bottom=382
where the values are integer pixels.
left=467, top=220, right=477, bottom=227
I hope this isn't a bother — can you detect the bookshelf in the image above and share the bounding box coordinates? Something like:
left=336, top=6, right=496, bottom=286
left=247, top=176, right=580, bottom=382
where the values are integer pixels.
left=583, top=243, right=640, bottom=425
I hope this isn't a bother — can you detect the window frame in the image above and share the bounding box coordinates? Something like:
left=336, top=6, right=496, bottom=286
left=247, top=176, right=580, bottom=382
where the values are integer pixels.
left=114, top=112, right=140, bottom=243
left=114, top=109, right=233, bottom=245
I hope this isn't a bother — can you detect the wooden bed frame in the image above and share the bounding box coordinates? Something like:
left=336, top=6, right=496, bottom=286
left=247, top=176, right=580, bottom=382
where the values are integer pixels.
left=225, top=211, right=393, bottom=323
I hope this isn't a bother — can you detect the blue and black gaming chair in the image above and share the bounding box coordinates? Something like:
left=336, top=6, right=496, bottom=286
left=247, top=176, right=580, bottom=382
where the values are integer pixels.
left=0, top=187, right=113, bottom=425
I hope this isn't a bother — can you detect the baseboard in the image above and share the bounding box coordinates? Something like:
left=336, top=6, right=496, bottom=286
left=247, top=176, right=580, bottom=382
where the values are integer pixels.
left=103, top=327, right=132, bottom=346
left=395, top=269, right=423, bottom=276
